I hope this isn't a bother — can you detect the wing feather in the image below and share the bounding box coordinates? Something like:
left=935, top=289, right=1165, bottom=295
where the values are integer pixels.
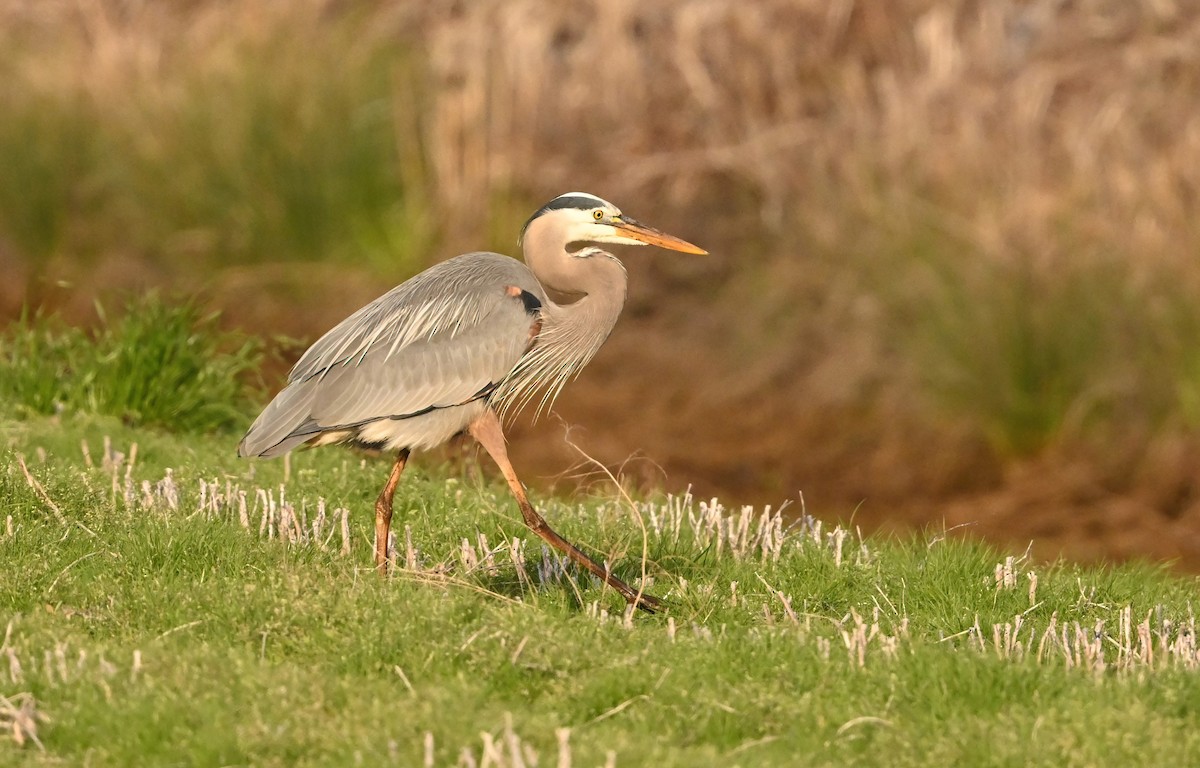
left=289, top=253, right=538, bottom=383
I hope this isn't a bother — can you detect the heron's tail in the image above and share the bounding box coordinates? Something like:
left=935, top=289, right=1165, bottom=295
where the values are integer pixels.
left=237, top=382, right=320, bottom=458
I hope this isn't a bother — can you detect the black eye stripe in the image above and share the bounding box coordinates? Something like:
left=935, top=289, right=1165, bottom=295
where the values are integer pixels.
left=542, top=195, right=605, bottom=213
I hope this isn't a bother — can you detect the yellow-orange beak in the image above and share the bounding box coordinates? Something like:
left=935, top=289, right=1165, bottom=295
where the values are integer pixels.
left=613, top=216, right=708, bottom=254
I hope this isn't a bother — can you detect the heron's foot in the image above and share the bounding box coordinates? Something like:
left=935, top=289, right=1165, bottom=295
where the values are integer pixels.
left=628, top=590, right=665, bottom=615
left=602, top=572, right=664, bottom=614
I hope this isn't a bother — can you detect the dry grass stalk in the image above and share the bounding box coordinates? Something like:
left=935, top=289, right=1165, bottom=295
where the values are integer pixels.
left=555, top=727, right=571, bottom=768
left=0, top=691, right=45, bottom=751
left=4, top=649, right=20, bottom=686
left=838, top=608, right=906, bottom=668
left=756, top=573, right=800, bottom=626
left=339, top=507, right=351, bottom=556
left=994, top=556, right=1017, bottom=590
left=16, top=454, right=65, bottom=525
left=454, top=711, right=544, bottom=768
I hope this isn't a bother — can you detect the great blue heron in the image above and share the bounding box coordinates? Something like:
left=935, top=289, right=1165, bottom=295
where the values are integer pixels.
left=238, top=192, right=705, bottom=612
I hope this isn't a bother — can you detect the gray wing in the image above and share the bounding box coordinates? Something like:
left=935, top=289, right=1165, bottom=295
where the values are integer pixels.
left=238, top=252, right=545, bottom=458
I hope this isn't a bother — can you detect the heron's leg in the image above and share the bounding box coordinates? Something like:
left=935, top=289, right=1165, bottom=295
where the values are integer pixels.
left=374, top=449, right=410, bottom=572
left=468, top=410, right=662, bottom=614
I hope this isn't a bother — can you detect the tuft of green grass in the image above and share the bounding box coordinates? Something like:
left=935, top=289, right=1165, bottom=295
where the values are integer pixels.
left=2, top=414, right=1200, bottom=765
left=879, top=230, right=1196, bottom=457
left=908, top=254, right=1115, bottom=455
left=0, top=295, right=261, bottom=432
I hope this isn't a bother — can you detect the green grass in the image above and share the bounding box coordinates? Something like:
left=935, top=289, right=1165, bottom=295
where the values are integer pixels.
left=0, top=296, right=262, bottom=432
left=2, top=413, right=1199, bottom=766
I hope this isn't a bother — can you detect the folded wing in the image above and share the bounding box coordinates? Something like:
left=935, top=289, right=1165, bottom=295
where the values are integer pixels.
left=238, top=252, right=545, bottom=458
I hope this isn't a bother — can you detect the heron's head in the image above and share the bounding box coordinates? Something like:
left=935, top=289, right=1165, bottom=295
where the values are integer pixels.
left=519, top=192, right=707, bottom=255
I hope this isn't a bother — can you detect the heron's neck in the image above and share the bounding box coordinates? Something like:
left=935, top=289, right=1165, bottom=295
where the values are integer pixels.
left=498, top=242, right=628, bottom=418
left=524, top=235, right=629, bottom=394
left=522, top=222, right=629, bottom=347
left=540, top=254, right=627, bottom=355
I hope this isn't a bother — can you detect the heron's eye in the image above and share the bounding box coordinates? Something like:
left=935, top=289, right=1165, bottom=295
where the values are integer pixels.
left=592, top=209, right=605, bottom=221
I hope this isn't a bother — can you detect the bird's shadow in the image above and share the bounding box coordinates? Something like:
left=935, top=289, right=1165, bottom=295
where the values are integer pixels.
left=435, top=557, right=666, bottom=616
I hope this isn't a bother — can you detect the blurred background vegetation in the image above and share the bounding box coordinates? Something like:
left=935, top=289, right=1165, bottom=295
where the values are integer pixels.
left=3, top=0, right=1200, bottom=566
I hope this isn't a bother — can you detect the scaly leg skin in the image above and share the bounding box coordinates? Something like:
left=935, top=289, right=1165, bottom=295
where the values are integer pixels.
left=469, top=410, right=663, bottom=613
left=374, top=449, right=410, bottom=572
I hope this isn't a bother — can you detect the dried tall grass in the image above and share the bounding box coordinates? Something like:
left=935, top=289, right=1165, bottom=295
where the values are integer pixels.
left=406, top=0, right=1200, bottom=458
left=411, top=0, right=1200, bottom=267
left=7, top=0, right=1196, bottom=257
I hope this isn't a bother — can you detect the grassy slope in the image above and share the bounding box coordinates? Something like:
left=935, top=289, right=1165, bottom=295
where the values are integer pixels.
left=2, top=415, right=1199, bottom=766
